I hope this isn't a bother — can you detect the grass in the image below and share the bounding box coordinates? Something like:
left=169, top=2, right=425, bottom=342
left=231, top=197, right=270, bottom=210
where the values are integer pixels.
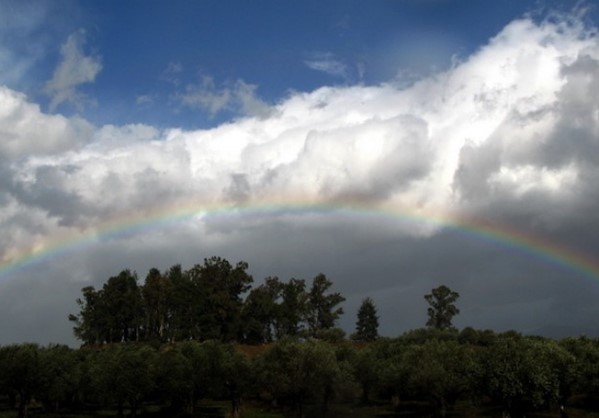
left=1, top=399, right=599, bottom=418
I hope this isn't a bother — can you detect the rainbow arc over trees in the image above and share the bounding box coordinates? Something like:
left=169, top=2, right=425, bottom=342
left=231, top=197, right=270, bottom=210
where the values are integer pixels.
left=1, top=199, right=598, bottom=283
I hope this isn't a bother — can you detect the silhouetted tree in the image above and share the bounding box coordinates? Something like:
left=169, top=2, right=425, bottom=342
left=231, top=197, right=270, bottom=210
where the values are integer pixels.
left=188, top=257, right=253, bottom=341
left=305, top=274, right=345, bottom=336
left=142, top=267, right=173, bottom=342
left=352, top=297, right=379, bottom=341
left=241, top=277, right=282, bottom=343
left=424, top=285, right=460, bottom=330
left=276, top=278, right=308, bottom=338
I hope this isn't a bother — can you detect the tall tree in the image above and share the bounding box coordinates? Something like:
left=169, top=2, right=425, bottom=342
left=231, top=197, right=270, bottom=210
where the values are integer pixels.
left=101, top=270, right=144, bottom=342
left=424, top=285, right=460, bottom=330
left=241, top=276, right=282, bottom=344
left=142, top=267, right=173, bottom=342
left=69, top=286, right=107, bottom=344
left=306, top=273, right=345, bottom=336
left=188, top=257, right=253, bottom=341
left=352, top=297, right=379, bottom=342
left=276, top=278, right=308, bottom=338
left=167, top=264, right=196, bottom=341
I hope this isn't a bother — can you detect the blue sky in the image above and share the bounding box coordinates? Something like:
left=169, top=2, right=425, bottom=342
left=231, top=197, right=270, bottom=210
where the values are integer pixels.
left=3, top=0, right=599, bottom=344
left=4, top=0, right=582, bottom=129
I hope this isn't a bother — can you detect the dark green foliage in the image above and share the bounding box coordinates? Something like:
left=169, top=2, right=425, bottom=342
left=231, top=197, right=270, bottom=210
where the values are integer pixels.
left=241, top=276, right=282, bottom=343
left=560, top=336, right=599, bottom=403
left=402, top=340, right=477, bottom=417
left=424, top=285, right=460, bottom=330
left=276, top=278, right=308, bottom=338
left=256, top=338, right=344, bottom=416
left=305, top=273, right=345, bottom=336
left=38, top=344, right=81, bottom=411
left=350, top=346, right=380, bottom=403
left=48, top=270, right=599, bottom=416
left=1, top=334, right=599, bottom=417
left=69, top=257, right=349, bottom=346
left=142, top=267, right=173, bottom=342
left=90, top=344, right=157, bottom=417
left=352, top=297, right=379, bottom=342
left=154, top=345, right=193, bottom=412
left=481, top=336, right=575, bottom=416
left=187, top=257, right=253, bottom=341
left=0, top=343, right=42, bottom=418
left=69, top=270, right=143, bottom=344
left=458, top=326, right=497, bottom=346
left=102, top=270, right=144, bottom=342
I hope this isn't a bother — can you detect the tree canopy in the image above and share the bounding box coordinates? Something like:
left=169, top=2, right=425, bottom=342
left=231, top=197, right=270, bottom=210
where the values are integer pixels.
left=352, top=297, right=379, bottom=342
left=424, top=285, right=460, bottom=330
left=69, top=258, right=346, bottom=345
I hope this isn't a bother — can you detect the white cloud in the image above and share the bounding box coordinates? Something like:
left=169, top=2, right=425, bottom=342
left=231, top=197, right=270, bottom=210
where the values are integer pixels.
left=0, top=86, right=94, bottom=159
left=178, top=75, right=231, bottom=115
left=177, top=76, right=271, bottom=118
left=304, top=52, right=349, bottom=80
left=4, top=16, right=596, bottom=237
left=44, top=29, right=102, bottom=111
left=136, top=94, right=155, bottom=105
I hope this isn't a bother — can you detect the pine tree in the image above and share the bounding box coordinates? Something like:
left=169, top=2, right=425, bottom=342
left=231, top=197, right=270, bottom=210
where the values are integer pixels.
left=352, top=297, right=379, bottom=341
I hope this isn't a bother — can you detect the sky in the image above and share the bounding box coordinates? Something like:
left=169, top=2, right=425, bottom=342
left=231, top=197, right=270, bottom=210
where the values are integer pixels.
left=2, top=0, right=599, bottom=345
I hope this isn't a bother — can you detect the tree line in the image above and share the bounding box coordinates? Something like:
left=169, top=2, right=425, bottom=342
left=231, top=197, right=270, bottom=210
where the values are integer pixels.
left=6, top=256, right=595, bottom=417
left=2, top=331, right=599, bottom=418
left=68, top=257, right=348, bottom=345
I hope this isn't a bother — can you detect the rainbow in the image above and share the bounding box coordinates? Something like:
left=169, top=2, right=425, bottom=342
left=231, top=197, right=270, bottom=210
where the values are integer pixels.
left=1, top=200, right=598, bottom=283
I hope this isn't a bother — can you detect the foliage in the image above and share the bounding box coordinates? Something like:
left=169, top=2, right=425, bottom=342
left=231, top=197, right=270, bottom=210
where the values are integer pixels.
left=424, top=285, right=460, bottom=330
left=0, top=334, right=598, bottom=417
left=352, top=297, right=379, bottom=342
left=403, top=340, right=477, bottom=417
left=305, top=274, right=345, bottom=336
left=256, top=338, right=343, bottom=416
left=90, top=344, right=157, bottom=417
left=69, top=258, right=346, bottom=345
left=482, top=336, right=575, bottom=416
left=0, top=343, right=42, bottom=418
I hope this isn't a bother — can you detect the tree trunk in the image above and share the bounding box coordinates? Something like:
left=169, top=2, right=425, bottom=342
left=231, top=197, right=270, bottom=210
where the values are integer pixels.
left=17, top=392, right=29, bottom=418
left=188, top=389, right=195, bottom=415
left=322, top=384, right=332, bottom=412
left=361, top=383, right=370, bottom=404
left=117, top=400, right=124, bottom=418
left=229, top=386, right=241, bottom=418
left=129, top=398, right=138, bottom=418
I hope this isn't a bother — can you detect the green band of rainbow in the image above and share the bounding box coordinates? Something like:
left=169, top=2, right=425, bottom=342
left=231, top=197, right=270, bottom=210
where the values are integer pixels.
left=1, top=201, right=598, bottom=283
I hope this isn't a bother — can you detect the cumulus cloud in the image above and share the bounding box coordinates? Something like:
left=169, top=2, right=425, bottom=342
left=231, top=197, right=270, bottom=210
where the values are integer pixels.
left=44, top=29, right=102, bottom=111
left=4, top=15, right=599, bottom=343
left=0, top=86, right=94, bottom=159
left=4, top=16, right=599, bottom=242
